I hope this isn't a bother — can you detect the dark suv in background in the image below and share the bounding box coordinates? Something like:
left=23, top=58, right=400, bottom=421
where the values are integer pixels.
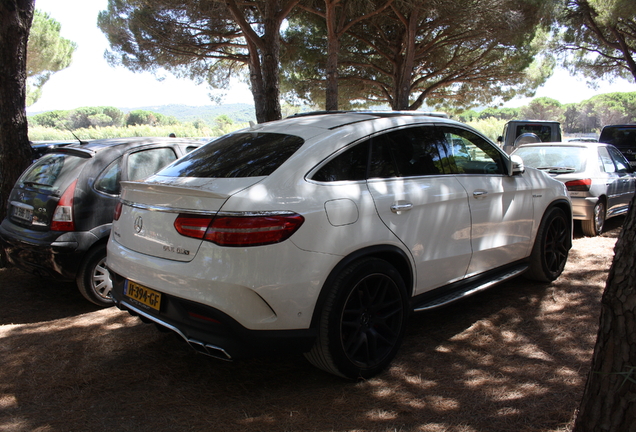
left=599, top=124, right=636, bottom=167
left=0, top=137, right=202, bottom=306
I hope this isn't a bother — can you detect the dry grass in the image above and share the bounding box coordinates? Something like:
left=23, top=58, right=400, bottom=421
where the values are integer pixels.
left=0, top=219, right=623, bottom=432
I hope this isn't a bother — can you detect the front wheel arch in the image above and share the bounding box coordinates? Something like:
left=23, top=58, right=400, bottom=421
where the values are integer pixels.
left=525, top=204, right=572, bottom=282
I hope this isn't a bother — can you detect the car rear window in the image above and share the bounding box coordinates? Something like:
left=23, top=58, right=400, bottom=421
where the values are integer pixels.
left=18, top=153, right=86, bottom=191
left=514, top=146, right=586, bottom=172
left=599, top=126, right=636, bottom=148
left=157, top=133, right=305, bottom=178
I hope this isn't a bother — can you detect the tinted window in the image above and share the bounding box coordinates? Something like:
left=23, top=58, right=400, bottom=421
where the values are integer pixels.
left=607, top=145, right=631, bottom=172
left=127, top=148, right=177, bottom=181
left=515, top=125, right=554, bottom=142
left=599, top=126, right=636, bottom=147
left=369, top=127, right=447, bottom=178
left=19, top=153, right=86, bottom=191
left=94, top=157, right=122, bottom=195
left=312, top=142, right=369, bottom=182
left=159, top=133, right=304, bottom=178
left=440, top=127, right=505, bottom=174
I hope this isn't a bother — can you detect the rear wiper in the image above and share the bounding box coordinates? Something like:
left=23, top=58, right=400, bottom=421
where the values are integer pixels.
left=536, top=166, right=576, bottom=174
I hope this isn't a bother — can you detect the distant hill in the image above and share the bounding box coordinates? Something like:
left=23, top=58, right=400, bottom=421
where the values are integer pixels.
left=27, top=103, right=257, bottom=126
left=123, top=103, right=257, bottom=125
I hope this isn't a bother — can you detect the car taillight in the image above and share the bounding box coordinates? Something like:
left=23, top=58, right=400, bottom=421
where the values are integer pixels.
left=50, top=179, right=77, bottom=231
left=113, top=202, right=123, bottom=221
left=565, top=179, right=592, bottom=192
left=174, top=212, right=305, bottom=247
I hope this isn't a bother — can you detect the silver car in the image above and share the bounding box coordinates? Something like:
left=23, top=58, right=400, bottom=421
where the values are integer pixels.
left=513, top=142, right=635, bottom=236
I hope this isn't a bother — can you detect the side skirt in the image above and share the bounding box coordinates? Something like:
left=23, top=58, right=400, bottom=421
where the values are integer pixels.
left=411, top=262, right=529, bottom=312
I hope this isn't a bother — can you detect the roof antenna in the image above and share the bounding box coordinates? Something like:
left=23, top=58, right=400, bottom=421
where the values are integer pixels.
left=66, top=128, right=89, bottom=145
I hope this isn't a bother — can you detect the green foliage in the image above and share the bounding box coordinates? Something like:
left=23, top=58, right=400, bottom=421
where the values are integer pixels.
left=465, top=118, right=508, bottom=142
left=520, top=97, right=564, bottom=120
left=283, top=0, right=558, bottom=111
left=26, top=10, right=77, bottom=106
left=30, top=110, right=70, bottom=128
left=458, top=91, right=636, bottom=134
left=125, top=110, right=179, bottom=127
left=559, top=0, right=636, bottom=83
left=27, top=122, right=248, bottom=142
left=67, top=106, right=125, bottom=129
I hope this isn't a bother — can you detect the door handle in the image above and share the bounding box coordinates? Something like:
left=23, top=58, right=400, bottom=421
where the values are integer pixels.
left=390, top=202, right=413, bottom=213
left=473, top=190, right=488, bottom=199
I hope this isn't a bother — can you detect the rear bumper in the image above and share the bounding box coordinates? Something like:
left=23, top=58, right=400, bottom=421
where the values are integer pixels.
left=0, top=220, right=96, bottom=280
left=570, top=197, right=597, bottom=221
left=108, top=269, right=317, bottom=360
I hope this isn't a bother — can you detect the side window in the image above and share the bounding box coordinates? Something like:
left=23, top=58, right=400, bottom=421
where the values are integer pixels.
left=607, top=146, right=631, bottom=173
left=598, top=147, right=616, bottom=173
left=311, top=141, right=369, bottom=182
left=440, top=127, right=504, bottom=175
left=127, top=148, right=177, bottom=181
left=369, top=127, right=448, bottom=178
left=94, top=157, right=122, bottom=195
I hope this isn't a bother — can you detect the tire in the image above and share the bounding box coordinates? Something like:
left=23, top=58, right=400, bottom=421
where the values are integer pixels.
left=581, top=200, right=606, bottom=237
left=76, top=243, right=114, bottom=307
left=304, top=258, right=408, bottom=379
left=525, top=207, right=571, bottom=282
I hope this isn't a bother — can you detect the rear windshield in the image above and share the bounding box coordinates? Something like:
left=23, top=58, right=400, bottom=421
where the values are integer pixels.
left=599, top=126, right=636, bottom=148
left=515, top=125, right=556, bottom=142
left=157, top=132, right=305, bottom=178
left=18, top=153, right=86, bottom=191
left=514, top=146, right=586, bottom=172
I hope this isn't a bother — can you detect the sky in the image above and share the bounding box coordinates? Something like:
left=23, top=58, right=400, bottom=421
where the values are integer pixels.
left=28, top=0, right=636, bottom=114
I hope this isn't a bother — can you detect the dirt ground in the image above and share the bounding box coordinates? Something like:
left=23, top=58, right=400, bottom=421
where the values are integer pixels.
left=0, top=218, right=625, bottom=432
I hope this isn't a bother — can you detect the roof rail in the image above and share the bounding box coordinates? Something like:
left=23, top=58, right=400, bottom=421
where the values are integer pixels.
left=287, top=110, right=448, bottom=119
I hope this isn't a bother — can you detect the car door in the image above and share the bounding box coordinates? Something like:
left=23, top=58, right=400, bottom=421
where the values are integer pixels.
left=437, top=126, right=535, bottom=277
left=605, top=145, right=636, bottom=212
left=366, top=126, right=473, bottom=295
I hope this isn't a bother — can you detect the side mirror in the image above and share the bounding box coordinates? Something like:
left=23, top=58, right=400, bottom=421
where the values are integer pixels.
left=510, top=155, right=525, bottom=175
left=497, top=136, right=503, bottom=143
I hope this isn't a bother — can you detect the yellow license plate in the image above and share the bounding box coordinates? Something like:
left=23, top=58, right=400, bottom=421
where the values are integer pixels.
left=124, top=280, right=162, bottom=311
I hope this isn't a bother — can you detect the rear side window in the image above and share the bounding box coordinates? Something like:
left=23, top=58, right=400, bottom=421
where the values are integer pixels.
left=515, top=125, right=555, bottom=142
left=599, top=126, right=636, bottom=148
left=158, top=133, right=305, bottom=178
left=369, top=127, right=448, bottom=178
left=127, top=148, right=177, bottom=181
left=19, top=153, right=86, bottom=191
left=312, top=142, right=369, bottom=181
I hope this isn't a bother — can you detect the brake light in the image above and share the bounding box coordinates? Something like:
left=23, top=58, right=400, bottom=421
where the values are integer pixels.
left=174, top=212, right=305, bottom=246
left=565, top=179, right=592, bottom=191
left=51, top=180, right=77, bottom=231
left=113, top=202, right=123, bottom=221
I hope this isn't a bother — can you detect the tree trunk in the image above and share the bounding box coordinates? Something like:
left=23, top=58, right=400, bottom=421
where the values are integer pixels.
left=391, top=9, right=417, bottom=110
left=324, top=0, right=340, bottom=111
left=0, top=0, right=35, bottom=227
left=260, top=0, right=283, bottom=123
left=573, top=195, right=636, bottom=431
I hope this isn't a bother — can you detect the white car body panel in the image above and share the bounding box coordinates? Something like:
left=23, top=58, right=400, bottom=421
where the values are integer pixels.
left=456, top=173, right=535, bottom=276
left=367, top=175, right=472, bottom=293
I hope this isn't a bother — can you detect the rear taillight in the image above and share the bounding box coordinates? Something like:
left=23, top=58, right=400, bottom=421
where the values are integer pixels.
left=113, top=202, right=123, bottom=221
left=565, top=179, right=592, bottom=192
left=174, top=212, right=305, bottom=247
left=50, top=180, right=77, bottom=231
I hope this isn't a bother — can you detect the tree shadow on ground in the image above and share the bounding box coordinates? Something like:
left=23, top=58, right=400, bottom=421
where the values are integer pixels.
left=0, top=226, right=618, bottom=432
left=0, top=266, right=99, bottom=325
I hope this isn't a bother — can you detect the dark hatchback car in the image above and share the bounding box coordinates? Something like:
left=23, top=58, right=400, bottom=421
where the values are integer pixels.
left=599, top=124, right=636, bottom=167
left=0, top=137, right=202, bottom=306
